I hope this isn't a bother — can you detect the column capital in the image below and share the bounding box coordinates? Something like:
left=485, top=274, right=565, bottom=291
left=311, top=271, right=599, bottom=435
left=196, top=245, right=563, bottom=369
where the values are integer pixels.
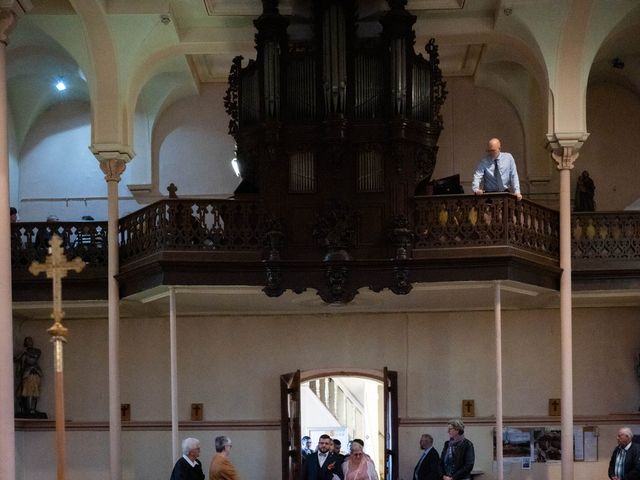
left=0, top=0, right=31, bottom=45
left=91, top=145, right=133, bottom=183
left=545, top=132, right=589, bottom=171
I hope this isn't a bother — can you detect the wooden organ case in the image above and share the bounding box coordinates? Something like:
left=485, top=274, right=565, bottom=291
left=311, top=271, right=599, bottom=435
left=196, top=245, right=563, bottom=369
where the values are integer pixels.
left=225, top=0, right=447, bottom=302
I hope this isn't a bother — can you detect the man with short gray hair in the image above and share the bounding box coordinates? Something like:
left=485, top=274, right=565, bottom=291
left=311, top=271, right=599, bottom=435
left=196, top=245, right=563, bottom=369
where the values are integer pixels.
left=414, top=433, right=440, bottom=480
left=609, top=427, right=640, bottom=480
left=170, top=437, right=205, bottom=480
left=209, top=435, right=240, bottom=480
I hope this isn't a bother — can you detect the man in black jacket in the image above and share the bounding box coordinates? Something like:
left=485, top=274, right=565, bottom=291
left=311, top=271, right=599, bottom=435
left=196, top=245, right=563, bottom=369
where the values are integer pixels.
left=609, top=427, right=640, bottom=480
left=301, top=434, right=343, bottom=480
left=441, top=419, right=474, bottom=480
left=170, top=437, right=205, bottom=480
left=414, top=433, right=441, bottom=480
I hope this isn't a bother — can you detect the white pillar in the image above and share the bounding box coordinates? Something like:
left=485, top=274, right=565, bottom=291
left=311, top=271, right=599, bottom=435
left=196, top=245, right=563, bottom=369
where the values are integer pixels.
left=95, top=152, right=129, bottom=480
left=559, top=158, right=574, bottom=480
left=494, top=282, right=503, bottom=480
left=548, top=137, right=586, bottom=480
left=0, top=4, right=31, bottom=480
left=169, top=287, right=179, bottom=458
left=0, top=15, right=15, bottom=480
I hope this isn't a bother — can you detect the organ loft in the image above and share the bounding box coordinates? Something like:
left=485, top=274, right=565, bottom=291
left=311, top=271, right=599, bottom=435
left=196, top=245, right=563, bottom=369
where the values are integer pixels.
left=225, top=0, right=448, bottom=302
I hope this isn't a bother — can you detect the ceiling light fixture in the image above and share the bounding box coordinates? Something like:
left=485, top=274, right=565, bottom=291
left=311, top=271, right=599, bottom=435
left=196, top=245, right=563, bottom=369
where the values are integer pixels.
left=231, top=145, right=240, bottom=177
left=55, top=79, right=66, bottom=91
left=231, top=157, right=240, bottom=177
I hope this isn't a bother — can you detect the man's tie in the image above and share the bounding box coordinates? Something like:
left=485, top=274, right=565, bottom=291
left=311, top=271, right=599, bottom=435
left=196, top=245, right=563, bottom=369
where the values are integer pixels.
left=318, top=452, right=327, bottom=467
left=494, top=158, right=505, bottom=192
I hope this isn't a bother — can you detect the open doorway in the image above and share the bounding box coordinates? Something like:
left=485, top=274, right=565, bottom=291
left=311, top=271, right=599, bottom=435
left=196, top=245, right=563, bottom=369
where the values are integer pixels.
left=301, top=376, right=384, bottom=474
left=281, top=368, right=398, bottom=480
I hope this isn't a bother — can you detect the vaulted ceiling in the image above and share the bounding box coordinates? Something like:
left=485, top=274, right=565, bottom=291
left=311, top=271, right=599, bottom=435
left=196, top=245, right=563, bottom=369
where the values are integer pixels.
left=7, top=0, right=640, bottom=152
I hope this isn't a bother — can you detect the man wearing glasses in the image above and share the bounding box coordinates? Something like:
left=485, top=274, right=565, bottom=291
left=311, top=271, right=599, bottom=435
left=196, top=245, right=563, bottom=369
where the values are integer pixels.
left=441, top=419, right=475, bottom=480
left=209, top=436, right=240, bottom=480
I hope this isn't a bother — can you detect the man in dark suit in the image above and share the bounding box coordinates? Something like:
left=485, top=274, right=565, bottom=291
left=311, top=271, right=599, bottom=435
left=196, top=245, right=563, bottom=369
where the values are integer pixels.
left=301, top=434, right=344, bottom=480
left=414, top=434, right=441, bottom=480
left=302, top=436, right=314, bottom=459
left=170, top=437, right=205, bottom=480
left=609, top=427, right=640, bottom=480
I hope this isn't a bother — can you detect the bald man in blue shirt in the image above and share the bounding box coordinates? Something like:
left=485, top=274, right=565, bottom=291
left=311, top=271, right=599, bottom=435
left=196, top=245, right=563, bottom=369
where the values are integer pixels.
left=472, top=138, right=522, bottom=201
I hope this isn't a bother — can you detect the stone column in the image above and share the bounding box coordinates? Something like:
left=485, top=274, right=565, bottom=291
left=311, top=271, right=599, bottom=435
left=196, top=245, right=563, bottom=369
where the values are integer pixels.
left=494, top=282, right=503, bottom=480
left=547, top=132, right=588, bottom=480
left=0, top=3, right=31, bottom=480
left=93, top=148, right=131, bottom=480
left=169, top=287, right=179, bottom=458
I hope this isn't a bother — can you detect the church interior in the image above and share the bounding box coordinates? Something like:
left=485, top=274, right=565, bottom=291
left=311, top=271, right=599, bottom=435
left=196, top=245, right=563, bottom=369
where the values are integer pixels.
left=3, top=0, right=640, bottom=479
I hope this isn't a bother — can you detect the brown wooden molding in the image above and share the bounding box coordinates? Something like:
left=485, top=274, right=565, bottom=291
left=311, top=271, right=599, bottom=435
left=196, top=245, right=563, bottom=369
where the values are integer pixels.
left=401, top=414, right=640, bottom=427
left=15, top=419, right=280, bottom=432
left=17, top=414, right=640, bottom=432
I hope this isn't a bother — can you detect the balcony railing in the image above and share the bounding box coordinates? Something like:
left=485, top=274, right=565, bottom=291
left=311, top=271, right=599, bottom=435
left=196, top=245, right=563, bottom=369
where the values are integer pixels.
left=11, top=221, right=107, bottom=273
left=572, top=211, right=640, bottom=269
left=9, top=198, right=640, bottom=298
left=118, top=199, right=266, bottom=263
left=414, top=194, right=559, bottom=261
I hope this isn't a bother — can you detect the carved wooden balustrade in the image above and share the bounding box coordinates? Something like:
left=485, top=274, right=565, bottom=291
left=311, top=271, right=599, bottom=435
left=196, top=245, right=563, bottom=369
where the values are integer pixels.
left=11, top=221, right=107, bottom=270
left=10, top=221, right=108, bottom=301
left=10, top=200, right=640, bottom=301
left=118, top=199, right=266, bottom=264
left=572, top=211, right=640, bottom=269
left=414, top=194, right=560, bottom=262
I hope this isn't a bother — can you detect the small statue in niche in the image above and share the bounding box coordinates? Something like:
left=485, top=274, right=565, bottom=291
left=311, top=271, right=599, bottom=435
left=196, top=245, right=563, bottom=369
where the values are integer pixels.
left=574, top=170, right=595, bottom=212
left=14, top=336, right=47, bottom=418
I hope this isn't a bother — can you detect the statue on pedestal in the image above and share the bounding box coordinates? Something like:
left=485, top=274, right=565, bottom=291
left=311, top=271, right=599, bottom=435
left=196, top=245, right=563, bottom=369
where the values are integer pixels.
left=14, top=336, right=47, bottom=418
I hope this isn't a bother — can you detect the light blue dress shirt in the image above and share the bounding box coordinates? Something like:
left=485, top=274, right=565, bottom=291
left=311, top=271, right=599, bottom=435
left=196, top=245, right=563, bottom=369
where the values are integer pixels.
left=472, top=152, right=521, bottom=194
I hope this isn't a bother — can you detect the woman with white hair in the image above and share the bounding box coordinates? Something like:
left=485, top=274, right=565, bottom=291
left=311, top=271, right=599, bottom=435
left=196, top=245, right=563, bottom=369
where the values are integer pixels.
left=342, top=438, right=378, bottom=480
left=170, top=437, right=205, bottom=480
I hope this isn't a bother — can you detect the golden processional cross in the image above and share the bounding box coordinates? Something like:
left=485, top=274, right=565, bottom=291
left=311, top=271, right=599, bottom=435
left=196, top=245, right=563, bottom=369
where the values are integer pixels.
left=29, top=234, right=85, bottom=480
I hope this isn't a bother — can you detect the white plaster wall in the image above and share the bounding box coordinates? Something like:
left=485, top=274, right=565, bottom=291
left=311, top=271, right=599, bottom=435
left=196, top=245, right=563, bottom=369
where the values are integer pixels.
left=155, top=83, right=240, bottom=198
left=17, top=101, right=138, bottom=221
left=579, top=82, right=640, bottom=211
left=435, top=77, right=526, bottom=194
left=13, top=305, right=640, bottom=480
left=12, top=77, right=640, bottom=222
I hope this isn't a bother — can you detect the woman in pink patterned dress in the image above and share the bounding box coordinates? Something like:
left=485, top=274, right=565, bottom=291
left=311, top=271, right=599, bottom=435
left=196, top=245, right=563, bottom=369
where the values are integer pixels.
left=342, top=439, right=378, bottom=480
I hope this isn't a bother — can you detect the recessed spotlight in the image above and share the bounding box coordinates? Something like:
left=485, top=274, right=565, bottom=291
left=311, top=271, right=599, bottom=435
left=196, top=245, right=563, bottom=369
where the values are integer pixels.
left=55, top=79, right=66, bottom=91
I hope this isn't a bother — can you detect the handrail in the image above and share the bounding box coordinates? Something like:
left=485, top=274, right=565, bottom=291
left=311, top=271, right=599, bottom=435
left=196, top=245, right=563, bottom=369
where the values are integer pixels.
left=118, top=198, right=266, bottom=263
left=414, top=194, right=559, bottom=259
left=10, top=200, right=640, bottom=280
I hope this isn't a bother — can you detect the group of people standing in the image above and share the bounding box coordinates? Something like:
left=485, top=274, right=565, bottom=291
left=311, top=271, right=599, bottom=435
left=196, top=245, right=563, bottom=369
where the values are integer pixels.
left=170, top=436, right=240, bottom=480
left=301, top=433, right=379, bottom=480
left=300, top=419, right=474, bottom=480
left=413, top=420, right=474, bottom=480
